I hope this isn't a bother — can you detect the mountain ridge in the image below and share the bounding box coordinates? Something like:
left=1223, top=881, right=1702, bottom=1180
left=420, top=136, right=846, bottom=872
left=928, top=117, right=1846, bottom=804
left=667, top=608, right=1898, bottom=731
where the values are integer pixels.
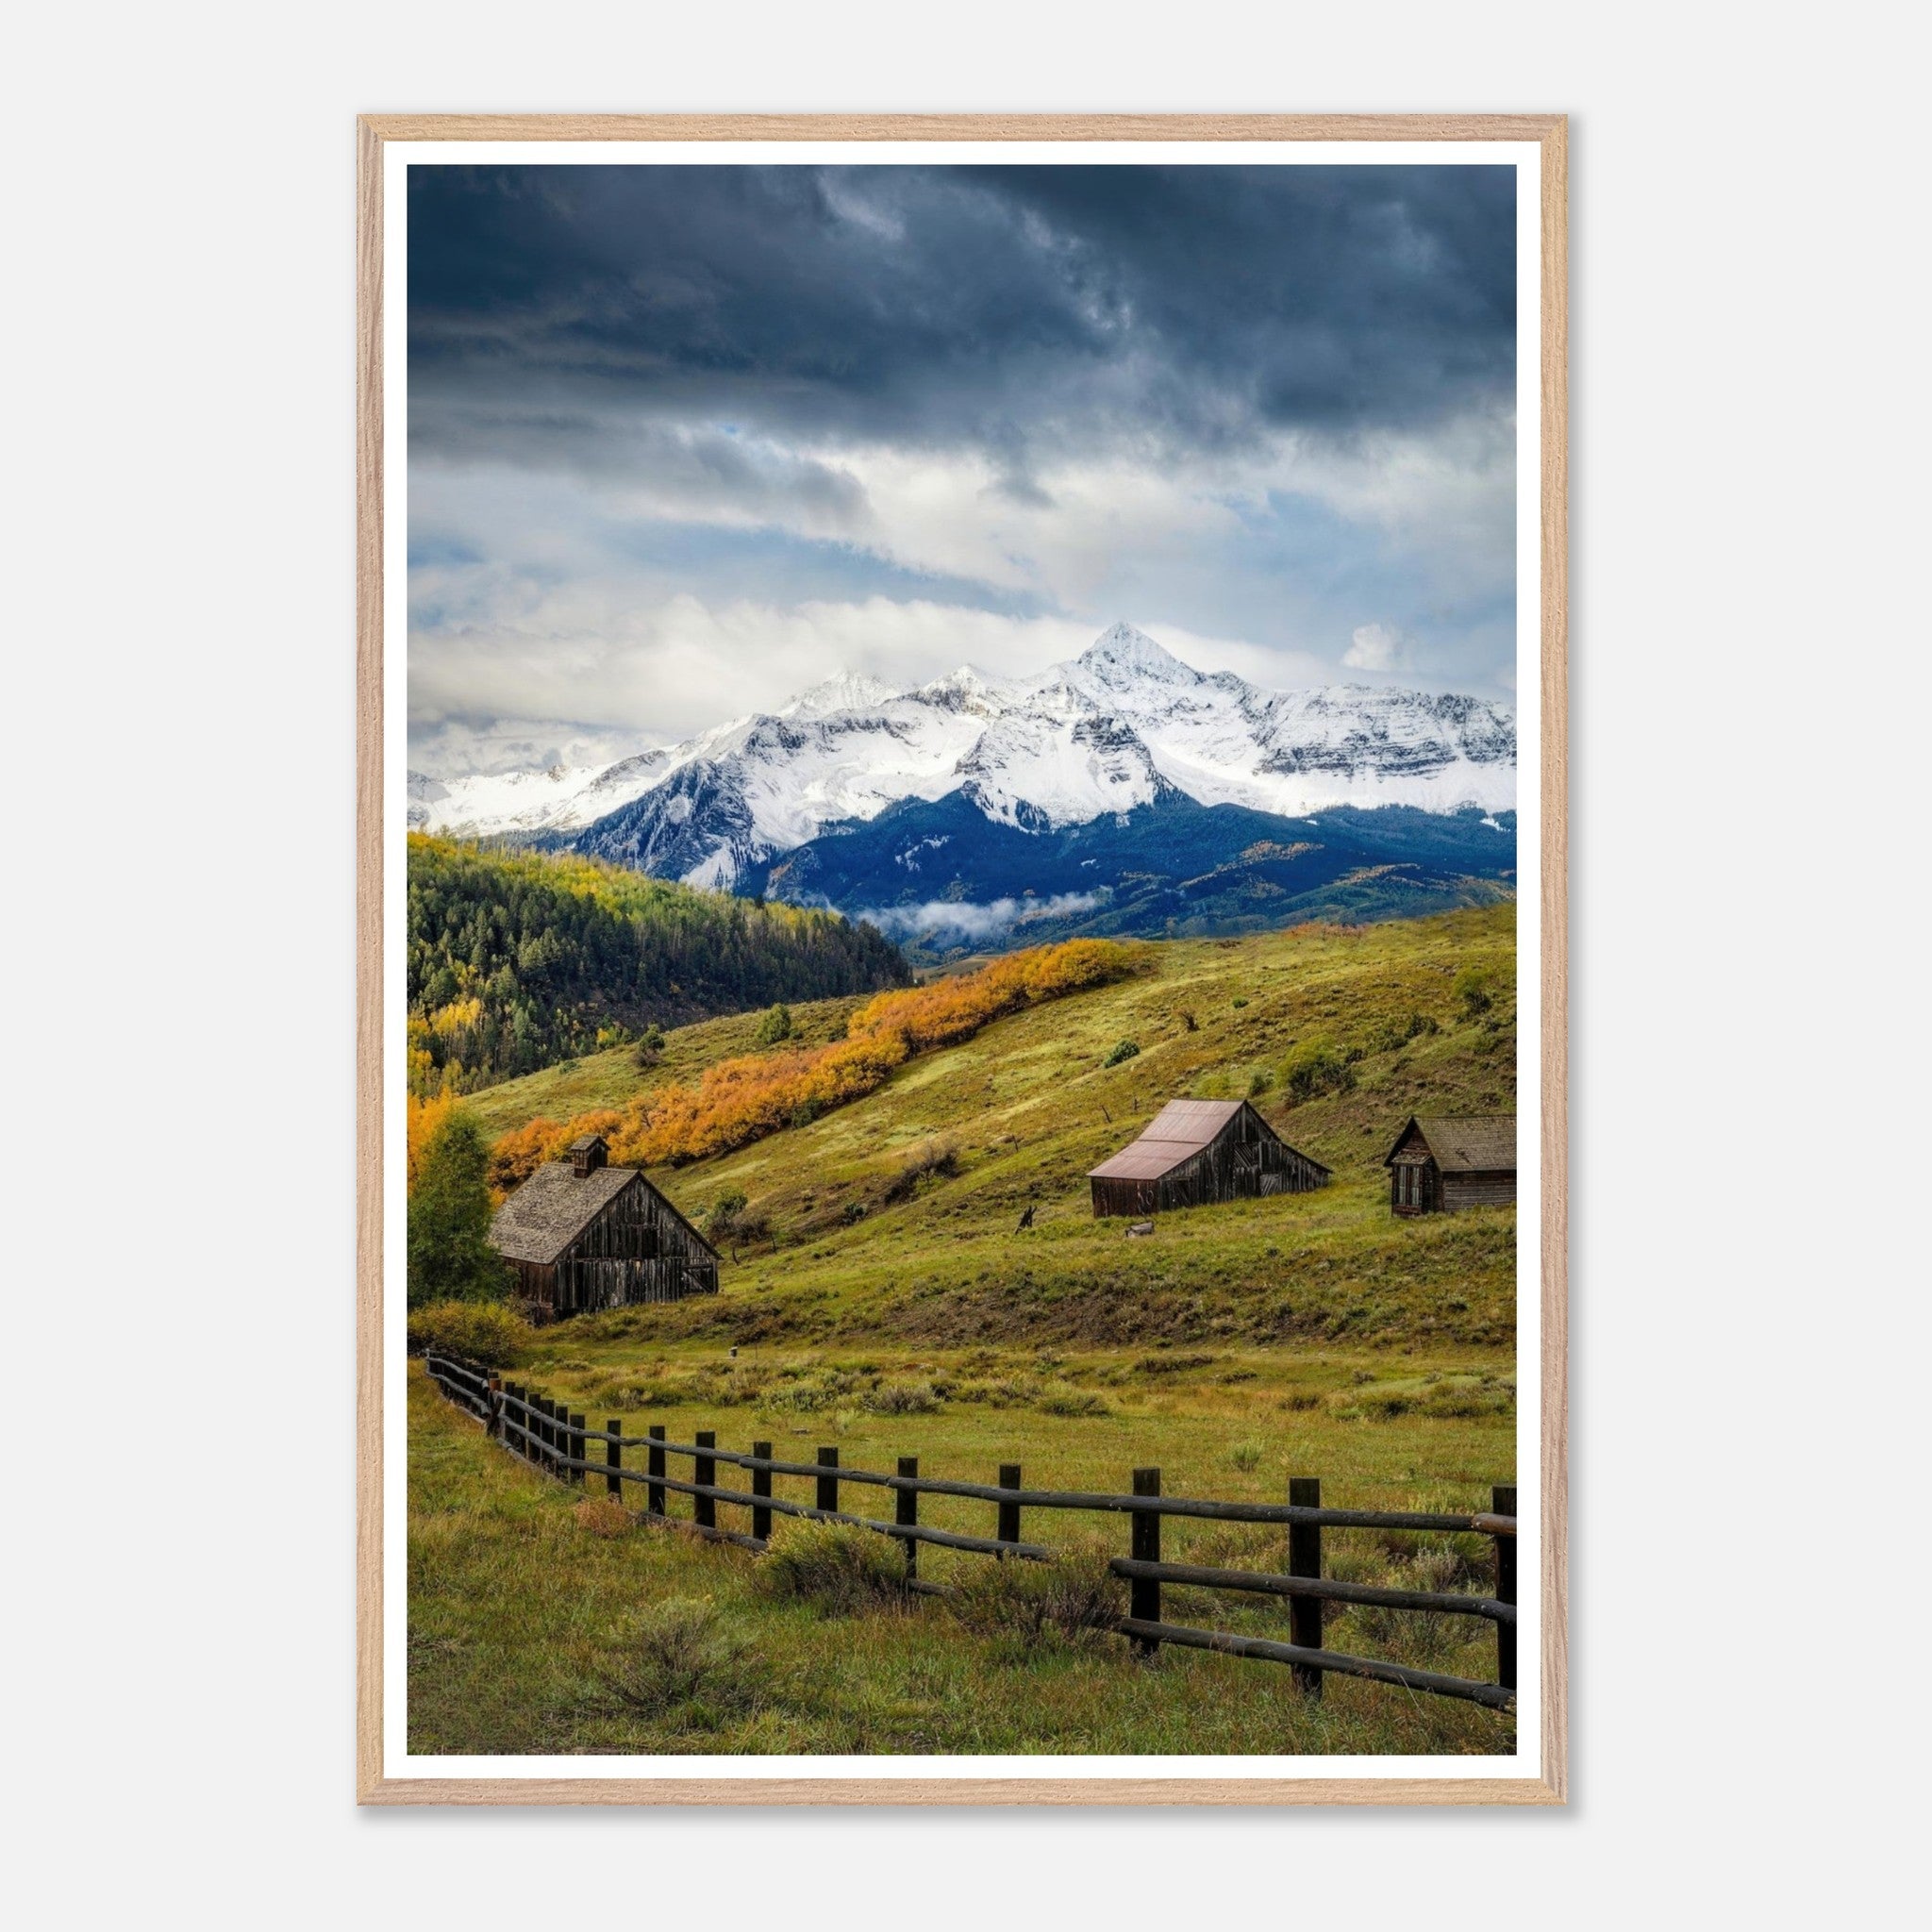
left=410, top=625, right=1516, bottom=911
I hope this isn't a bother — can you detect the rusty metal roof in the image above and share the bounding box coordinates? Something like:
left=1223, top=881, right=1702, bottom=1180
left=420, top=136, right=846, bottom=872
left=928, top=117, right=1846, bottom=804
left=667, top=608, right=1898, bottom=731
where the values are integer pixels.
left=1088, top=1099, right=1251, bottom=1182
left=1384, top=1115, right=1517, bottom=1174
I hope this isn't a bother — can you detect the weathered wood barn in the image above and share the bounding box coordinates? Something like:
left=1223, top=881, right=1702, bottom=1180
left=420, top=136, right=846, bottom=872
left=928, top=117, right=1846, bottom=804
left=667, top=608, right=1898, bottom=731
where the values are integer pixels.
left=1088, top=1099, right=1330, bottom=1218
left=488, top=1135, right=720, bottom=1314
left=1384, top=1115, right=1517, bottom=1215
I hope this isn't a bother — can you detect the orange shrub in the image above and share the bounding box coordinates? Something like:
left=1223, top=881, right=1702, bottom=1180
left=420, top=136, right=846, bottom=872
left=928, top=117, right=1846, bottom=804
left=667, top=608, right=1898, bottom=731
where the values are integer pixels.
left=496, top=939, right=1135, bottom=1176
left=485, top=1108, right=625, bottom=1192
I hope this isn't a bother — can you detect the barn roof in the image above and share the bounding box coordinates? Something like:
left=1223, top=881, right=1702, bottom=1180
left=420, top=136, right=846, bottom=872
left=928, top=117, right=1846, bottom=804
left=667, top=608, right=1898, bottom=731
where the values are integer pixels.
left=1386, top=1115, right=1517, bottom=1174
left=489, top=1163, right=722, bottom=1268
left=491, top=1163, right=639, bottom=1265
left=1087, top=1099, right=1299, bottom=1183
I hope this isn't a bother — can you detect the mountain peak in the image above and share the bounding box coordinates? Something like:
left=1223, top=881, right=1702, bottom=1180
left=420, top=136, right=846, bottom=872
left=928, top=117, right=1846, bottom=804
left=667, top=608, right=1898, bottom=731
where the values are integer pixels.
left=1074, top=622, right=1202, bottom=688
left=778, top=670, right=900, bottom=720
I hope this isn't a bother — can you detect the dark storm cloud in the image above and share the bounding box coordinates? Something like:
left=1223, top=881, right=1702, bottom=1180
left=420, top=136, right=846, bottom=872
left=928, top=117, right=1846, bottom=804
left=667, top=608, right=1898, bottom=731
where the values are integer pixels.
left=407, top=160, right=1522, bottom=755
left=408, top=163, right=1515, bottom=472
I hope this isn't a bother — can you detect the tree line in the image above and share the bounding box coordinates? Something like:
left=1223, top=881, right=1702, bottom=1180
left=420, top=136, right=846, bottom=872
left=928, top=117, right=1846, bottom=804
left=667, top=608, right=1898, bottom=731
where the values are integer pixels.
left=407, top=836, right=909, bottom=1096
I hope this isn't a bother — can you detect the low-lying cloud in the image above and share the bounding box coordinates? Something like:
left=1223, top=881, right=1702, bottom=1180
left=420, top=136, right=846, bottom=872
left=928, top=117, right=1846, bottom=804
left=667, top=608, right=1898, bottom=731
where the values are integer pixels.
left=855, top=891, right=1105, bottom=941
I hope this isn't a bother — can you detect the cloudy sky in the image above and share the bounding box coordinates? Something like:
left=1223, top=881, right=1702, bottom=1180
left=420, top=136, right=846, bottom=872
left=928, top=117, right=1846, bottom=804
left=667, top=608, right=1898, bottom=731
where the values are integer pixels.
left=408, top=162, right=1517, bottom=777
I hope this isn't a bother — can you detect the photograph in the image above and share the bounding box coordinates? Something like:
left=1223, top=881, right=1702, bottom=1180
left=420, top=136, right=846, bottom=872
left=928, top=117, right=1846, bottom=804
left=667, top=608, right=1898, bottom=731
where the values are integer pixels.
left=368, top=121, right=1563, bottom=1798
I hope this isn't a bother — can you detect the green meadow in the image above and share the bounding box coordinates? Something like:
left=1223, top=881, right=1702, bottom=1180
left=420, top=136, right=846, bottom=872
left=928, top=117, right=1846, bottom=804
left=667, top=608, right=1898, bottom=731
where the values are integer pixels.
left=410, top=903, right=1521, bottom=1756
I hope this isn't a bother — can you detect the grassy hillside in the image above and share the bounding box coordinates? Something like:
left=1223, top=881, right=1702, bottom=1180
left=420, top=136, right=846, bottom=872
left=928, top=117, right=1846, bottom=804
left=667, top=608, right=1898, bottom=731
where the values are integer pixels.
left=411, top=903, right=1519, bottom=1756
left=470, top=903, right=1517, bottom=1352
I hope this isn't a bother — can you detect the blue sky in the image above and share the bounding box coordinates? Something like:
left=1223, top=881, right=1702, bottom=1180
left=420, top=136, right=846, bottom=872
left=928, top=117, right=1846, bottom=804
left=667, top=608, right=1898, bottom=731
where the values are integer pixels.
left=408, top=162, right=1517, bottom=775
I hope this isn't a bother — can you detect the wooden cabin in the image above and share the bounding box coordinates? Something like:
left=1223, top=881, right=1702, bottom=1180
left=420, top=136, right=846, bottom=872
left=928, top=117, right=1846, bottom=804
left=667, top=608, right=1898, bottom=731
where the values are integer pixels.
left=488, top=1134, right=720, bottom=1314
left=1088, top=1099, right=1330, bottom=1218
left=1384, top=1115, right=1516, bottom=1215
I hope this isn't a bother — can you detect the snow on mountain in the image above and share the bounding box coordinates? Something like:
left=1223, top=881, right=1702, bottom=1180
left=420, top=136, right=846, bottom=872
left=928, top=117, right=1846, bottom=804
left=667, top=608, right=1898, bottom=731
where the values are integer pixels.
left=955, top=708, right=1174, bottom=831
left=418, top=622, right=1514, bottom=890
left=1056, top=623, right=1514, bottom=820
left=777, top=670, right=901, bottom=720
left=407, top=747, right=673, bottom=837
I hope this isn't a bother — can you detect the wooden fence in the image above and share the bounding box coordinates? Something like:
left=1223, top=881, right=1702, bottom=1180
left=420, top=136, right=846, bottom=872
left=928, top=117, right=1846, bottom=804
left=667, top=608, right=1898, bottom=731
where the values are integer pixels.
left=424, top=1353, right=1517, bottom=1713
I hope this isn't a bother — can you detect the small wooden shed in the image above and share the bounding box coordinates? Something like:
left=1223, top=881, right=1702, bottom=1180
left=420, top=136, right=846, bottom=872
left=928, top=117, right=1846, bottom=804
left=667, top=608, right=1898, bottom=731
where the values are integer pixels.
left=1384, top=1115, right=1517, bottom=1215
left=1088, top=1099, right=1330, bottom=1218
left=489, top=1134, right=721, bottom=1314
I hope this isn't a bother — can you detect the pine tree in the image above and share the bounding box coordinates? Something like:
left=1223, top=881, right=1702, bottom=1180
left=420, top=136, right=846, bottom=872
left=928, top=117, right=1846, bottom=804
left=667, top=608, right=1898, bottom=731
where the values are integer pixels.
left=407, top=1108, right=507, bottom=1307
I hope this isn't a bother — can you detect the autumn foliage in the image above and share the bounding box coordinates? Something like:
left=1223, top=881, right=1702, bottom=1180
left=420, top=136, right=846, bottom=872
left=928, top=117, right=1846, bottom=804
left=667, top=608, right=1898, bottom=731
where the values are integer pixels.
left=407, top=1091, right=458, bottom=1191
left=490, top=939, right=1136, bottom=1181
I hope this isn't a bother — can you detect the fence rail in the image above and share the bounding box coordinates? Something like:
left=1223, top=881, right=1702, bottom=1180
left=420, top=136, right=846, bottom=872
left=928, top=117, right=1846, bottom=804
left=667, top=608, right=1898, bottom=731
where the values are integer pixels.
left=424, top=1352, right=1518, bottom=1714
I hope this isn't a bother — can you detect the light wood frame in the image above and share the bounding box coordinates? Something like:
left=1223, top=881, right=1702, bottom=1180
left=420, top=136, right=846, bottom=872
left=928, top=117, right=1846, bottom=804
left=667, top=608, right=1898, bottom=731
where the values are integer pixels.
left=357, top=112, right=1568, bottom=1807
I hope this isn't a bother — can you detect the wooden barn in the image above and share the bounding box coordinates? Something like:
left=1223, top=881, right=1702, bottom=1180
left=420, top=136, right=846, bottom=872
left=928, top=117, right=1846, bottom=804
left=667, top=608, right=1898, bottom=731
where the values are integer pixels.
left=1384, top=1115, right=1517, bottom=1215
left=488, top=1134, right=721, bottom=1314
left=1088, top=1099, right=1330, bottom=1218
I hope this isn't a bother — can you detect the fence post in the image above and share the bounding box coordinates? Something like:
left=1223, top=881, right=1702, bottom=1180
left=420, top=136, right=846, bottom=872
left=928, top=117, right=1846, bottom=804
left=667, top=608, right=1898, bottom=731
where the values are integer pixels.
left=543, top=1398, right=560, bottom=1474
left=486, top=1377, right=502, bottom=1442
left=569, top=1414, right=587, bottom=1487
left=1130, top=1468, right=1161, bottom=1656
left=897, top=1457, right=920, bottom=1581
left=647, top=1424, right=666, bottom=1518
left=503, top=1384, right=523, bottom=1458
left=537, top=1395, right=555, bottom=1472
left=1289, top=1475, right=1324, bottom=1698
left=605, top=1420, right=623, bottom=1499
left=694, top=1431, right=717, bottom=1530
left=751, top=1442, right=773, bottom=1544
left=1493, top=1483, right=1518, bottom=1693
left=998, top=1464, right=1022, bottom=1556
left=816, top=1446, right=840, bottom=1516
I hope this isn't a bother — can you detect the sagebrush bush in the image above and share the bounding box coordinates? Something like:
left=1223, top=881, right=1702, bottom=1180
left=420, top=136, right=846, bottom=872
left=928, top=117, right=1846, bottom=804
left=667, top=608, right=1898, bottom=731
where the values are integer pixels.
left=758, top=1367, right=863, bottom=1416
left=755, top=1522, right=911, bottom=1614
left=1104, top=1039, right=1141, bottom=1068
left=585, top=1374, right=684, bottom=1409
left=1037, top=1386, right=1110, bottom=1417
left=407, top=1299, right=535, bottom=1367
left=948, top=1543, right=1126, bottom=1652
left=1281, top=1039, right=1357, bottom=1104
left=1226, top=1441, right=1265, bottom=1473
left=1453, top=965, right=1495, bottom=1018
left=864, top=1380, right=943, bottom=1415
left=1175, top=1519, right=1277, bottom=1573
left=1420, top=1379, right=1514, bottom=1420
left=592, top=1597, right=760, bottom=1723
left=705, top=1189, right=749, bottom=1238
left=1348, top=1543, right=1470, bottom=1665
left=882, top=1138, right=959, bottom=1204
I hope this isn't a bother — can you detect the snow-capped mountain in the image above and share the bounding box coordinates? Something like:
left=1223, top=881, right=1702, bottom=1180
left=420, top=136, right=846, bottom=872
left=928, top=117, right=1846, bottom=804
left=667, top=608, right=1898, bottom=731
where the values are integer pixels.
left=409, top=624, right=1515, bottom=895
left=406, top=748, right=673, bottom=839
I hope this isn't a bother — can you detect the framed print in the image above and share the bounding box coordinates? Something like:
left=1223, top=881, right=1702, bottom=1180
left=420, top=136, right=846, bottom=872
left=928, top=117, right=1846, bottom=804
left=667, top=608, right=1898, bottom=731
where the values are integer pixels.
left=358, top=113, right=1567, bottom=1806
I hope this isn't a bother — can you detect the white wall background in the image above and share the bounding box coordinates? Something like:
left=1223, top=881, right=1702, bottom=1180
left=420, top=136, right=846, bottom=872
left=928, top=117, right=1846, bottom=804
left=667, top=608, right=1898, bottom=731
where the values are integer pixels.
left=8, top=4, right=1922, bottom=1924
